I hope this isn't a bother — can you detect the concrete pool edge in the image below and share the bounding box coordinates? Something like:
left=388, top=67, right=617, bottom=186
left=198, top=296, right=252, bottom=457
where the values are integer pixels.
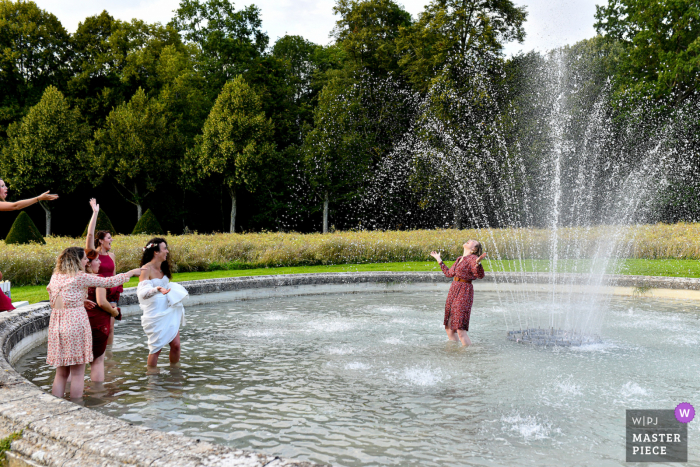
left=2, top=271, right=699, bottom=466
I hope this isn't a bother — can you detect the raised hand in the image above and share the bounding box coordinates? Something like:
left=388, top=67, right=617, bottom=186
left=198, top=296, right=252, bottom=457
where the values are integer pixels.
left=89, top=198, right=99, bottom=213
left=430, top=251, right=442, bottom=262
left=37, top=191, right=58, bottom=202
left=476, top=252, right=487, bottom=263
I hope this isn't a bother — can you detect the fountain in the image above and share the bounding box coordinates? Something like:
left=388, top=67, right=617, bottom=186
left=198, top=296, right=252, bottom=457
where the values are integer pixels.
left=363, top=48, right=696, bottom=345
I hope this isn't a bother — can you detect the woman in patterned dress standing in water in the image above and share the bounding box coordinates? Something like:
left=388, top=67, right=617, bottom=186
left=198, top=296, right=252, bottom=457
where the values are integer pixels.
left=85, top=199, right=120, bottom=345
left=430, top=240, right=487, bottom=347
left=47, top=247, right=142, bottom=399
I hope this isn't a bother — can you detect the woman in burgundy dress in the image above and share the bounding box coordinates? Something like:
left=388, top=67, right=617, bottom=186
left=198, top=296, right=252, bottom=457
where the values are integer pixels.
left=85, top=199, right=121, bottom=345
left=84, top=249, right=120, bottom=382
left=430, top=240, right=487, bottom=347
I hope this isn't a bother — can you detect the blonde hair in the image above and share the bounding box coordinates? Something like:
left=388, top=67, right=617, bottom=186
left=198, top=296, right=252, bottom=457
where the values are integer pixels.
left=54, top=247, right=85, bottom=275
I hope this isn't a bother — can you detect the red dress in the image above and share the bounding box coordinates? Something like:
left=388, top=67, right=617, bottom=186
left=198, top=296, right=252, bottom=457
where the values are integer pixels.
left=87, top=253, right=123, bottom=359
left=440, top=255, right=485, bottom=331
left=0, top=291, right=14, bottom=312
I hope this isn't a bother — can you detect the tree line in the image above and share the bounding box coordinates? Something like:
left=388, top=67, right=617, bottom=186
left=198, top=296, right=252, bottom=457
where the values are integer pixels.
left=0, top=0, right=698, bottom=237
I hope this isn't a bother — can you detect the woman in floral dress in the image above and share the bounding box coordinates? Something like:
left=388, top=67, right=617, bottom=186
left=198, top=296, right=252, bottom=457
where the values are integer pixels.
left=430, top=240, right=487, bottom=347
left=47, top=247, right=142, bottom=399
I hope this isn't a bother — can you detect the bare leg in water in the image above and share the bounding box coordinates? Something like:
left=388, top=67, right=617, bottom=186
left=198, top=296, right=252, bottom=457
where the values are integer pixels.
left=446, top=328, right=459, bottom=342
left=457, top=329, right=471, bottom=347
left=52, top=364, right=87, bottom=399
left=147, top=332, right=181, bottom=367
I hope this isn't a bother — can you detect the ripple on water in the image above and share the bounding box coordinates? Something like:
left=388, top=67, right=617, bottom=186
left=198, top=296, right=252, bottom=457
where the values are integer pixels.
left=500, top=412, right=557, bottom=441
left=14, top=291, right=700, bottom=467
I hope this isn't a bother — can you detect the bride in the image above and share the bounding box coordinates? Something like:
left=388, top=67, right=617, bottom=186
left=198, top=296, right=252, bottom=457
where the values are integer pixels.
left=137, top=238, right=188, bottom=368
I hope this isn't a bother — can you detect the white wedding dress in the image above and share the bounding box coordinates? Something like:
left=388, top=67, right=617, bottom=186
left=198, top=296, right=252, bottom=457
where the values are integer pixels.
left=137, top=276, right=188, bottom=354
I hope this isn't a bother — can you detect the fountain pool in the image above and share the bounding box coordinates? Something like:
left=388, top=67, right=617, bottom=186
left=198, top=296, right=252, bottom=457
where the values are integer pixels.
left=16, top=290, right=700, bottom=466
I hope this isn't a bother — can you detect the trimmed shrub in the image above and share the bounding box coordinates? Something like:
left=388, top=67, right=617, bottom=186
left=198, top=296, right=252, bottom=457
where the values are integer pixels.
left=5, top=211, right=45, bottom=245
left=82, top=209, right=117, bottom=237
left=132, top=209, right=165, bottom=235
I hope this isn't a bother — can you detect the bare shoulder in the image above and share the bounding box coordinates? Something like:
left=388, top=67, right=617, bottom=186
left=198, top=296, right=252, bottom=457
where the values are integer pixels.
left=139, top=265, right=152, bottom=282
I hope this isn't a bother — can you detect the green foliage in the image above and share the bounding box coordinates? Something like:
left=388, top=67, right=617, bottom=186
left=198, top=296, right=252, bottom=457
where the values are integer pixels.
left=82, top=209, right=116, bottom=236
left=1, top=85, right=90, bottom=234
left=93, top=88, right=178, bottom=219
left=0, top=429, right=23, bottom=465
left=332, top=0, right=411, bottom=76
left=131, top=208, right=165, bottom=235
left=68, top=12, right=185, bottom=127
left=185, top=75, right=276, bottom=231
left=171, top=0, right=268, bottom=95
left=302, top=77, right=376, bottom=216
left=595, top=0, right=700, bottom=100
left=0, top=1, right=70, bottom=138
left=397, top=0, right=527, bottom=92
left=6, top=211, right=45, bottom=244
left=186, top=76, right=275, bottom=194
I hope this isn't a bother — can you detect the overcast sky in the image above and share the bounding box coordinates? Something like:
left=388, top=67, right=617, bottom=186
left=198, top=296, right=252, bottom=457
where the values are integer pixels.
left=34, top=0, right=601, bottom=55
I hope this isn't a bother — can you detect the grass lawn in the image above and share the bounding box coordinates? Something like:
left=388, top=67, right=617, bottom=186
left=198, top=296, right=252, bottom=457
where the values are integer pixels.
left=10, top=258, right=700, bottom=305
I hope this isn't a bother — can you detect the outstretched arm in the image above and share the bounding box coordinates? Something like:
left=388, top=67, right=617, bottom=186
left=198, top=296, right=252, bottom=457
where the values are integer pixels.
left=85, top=199, right=99, bottom=250
left=431, top=251, right=457, bottom=278
left=0, top=191, right=58, bottom=212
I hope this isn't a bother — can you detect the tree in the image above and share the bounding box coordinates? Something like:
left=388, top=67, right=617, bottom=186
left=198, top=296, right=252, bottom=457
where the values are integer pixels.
left=5, top=211, right=44, bottom=244
left=397, top=0, right=527, bottom=92
left=68, top=13, right=185, bottom=127
left=184, top=76, right=275, bottom=232
left=302, top=78, right=375, bottom=233
left=132, top=208, right=165, bottom=234
left=331, top=0, right=412, bottom=76
left=171, top=0, right=268, bottom=96
left=1, top=86, right=90, bottom=235
left=93, top=88, right=178, bottom=220
left=0, top=0, right=70, bottom=138
left=595, top=0, right=700, bottom=101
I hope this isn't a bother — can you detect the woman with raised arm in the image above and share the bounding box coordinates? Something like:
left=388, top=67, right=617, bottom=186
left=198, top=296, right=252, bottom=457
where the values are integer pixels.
left=138, top=238, right=188, bottom=369
left=85, top=199, right=120, bottom=345
left=430, top=240, right=487, bottom=347
left=47, top=247, right=142, bottom=399
left=84, top=249, right=121, bottom=383
left=0, top=179, right=58, bottom=211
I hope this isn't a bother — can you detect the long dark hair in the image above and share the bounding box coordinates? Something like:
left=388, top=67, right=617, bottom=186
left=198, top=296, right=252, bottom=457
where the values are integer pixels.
left=140, top=237, right=172, bottom=278
left=96, top=230, right=111, bottom=250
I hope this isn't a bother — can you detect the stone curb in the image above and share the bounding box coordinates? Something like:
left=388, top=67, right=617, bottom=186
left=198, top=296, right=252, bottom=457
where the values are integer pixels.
left=1, top=271, right=699, bottom=466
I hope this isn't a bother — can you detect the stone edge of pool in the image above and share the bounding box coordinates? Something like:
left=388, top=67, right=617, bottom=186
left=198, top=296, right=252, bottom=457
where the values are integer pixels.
left=1, top=271, right=699, bottom=466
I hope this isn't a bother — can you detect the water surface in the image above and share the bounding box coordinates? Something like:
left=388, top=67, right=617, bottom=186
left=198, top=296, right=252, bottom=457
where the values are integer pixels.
left=17, top=292, right=700, bottom=466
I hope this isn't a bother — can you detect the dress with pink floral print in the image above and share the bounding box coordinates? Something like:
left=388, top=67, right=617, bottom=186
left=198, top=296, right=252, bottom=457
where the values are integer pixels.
left=46, top=272, right=130, bottom=367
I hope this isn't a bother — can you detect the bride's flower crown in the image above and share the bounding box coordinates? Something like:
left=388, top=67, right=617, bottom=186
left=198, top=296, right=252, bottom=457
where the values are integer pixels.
left=143, top=243, right=156, bottom=252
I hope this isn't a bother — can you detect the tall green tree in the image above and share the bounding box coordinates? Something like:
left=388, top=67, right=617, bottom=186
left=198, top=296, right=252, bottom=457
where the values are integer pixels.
left=397, top=0, right=527, bottom=92
left=171, top=0, right=268, bottom=96
left=595, top=0, right=700, bottom=101
left=302, top=78, right=375, bottom=233
left=331, top=0, right=411, bottom=76
left=1, top=86, right=90, bottom=235
left=69, top=13, right=185, bottom=127
left=0, top=0, right=70, bottom=137
left=93, top=88, right=179, bottom=221
left=184, top=76, right=275, bottom=232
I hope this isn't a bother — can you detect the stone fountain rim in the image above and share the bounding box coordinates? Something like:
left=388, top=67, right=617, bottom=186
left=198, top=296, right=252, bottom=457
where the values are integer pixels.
left=2, top=271, right=699, bottom=466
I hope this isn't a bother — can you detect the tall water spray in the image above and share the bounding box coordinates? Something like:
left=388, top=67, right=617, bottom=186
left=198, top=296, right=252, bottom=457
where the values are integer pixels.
left=364, top=48, right=693, bottom=344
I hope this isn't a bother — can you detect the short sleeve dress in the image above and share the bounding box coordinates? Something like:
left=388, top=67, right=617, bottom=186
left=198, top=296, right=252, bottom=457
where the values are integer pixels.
left=439, top=255, right=485, bottom=331
left=46, top=272, right=131, bottom=367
